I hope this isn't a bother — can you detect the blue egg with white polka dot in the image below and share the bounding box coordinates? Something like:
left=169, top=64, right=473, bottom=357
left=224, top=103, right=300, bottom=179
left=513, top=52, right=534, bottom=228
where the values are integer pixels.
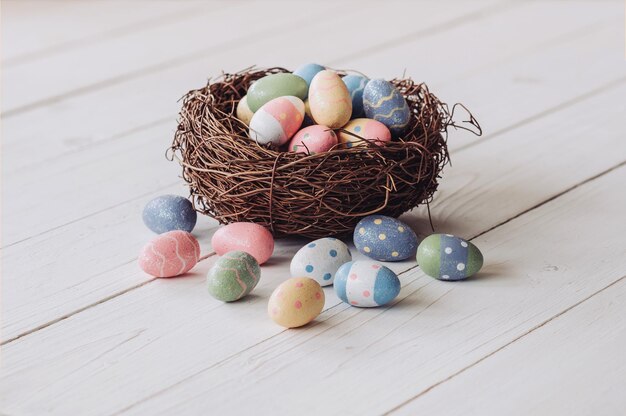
left=290, top=237, right=352, bottom=286
left=342, top=75, right=369, bottom=118
left=143, top=194, right=197, bottom=234
left=353, top=215, right=419, bottom=262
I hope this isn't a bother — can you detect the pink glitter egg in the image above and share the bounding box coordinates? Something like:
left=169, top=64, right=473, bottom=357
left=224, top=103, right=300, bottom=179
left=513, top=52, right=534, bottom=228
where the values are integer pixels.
left=138, top=230, right=200, bottom=277
left=211, top=222, right=274, bottom=265
left=288, top=125, right=338, bottom=154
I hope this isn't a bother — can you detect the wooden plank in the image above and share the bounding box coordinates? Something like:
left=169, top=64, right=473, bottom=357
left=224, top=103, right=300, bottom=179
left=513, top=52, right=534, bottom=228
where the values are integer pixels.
left=393, top=278, right=626, bottom=415
left=1, top=1, right=215, bottom=65
left=2, top=3, right=623, bottom=341
left=117, top=160, right=626, bottom=415
left=2, top=82, right=624, bottom=415
left=1, top=0, right=499, bottom=115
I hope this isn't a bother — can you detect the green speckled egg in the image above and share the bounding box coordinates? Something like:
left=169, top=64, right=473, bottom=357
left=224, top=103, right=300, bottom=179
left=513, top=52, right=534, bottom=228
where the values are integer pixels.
left=207, top=251, right=261, bottom=301
left=416, top=234, right=483, bottom=281
left=247, top=73, right=308, bottom=112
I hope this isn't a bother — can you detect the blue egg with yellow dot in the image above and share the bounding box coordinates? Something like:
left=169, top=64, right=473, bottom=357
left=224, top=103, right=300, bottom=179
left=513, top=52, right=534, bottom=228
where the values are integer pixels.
left=353, top=215, right=419, bottom=262
left=143, top=194, right=197, bottom=234
left=290, top=237, right=352, bottom=286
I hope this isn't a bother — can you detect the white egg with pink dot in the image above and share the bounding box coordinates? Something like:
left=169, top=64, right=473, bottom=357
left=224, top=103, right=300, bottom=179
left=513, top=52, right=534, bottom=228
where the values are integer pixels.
left=334, top=260, right=400, bottom=307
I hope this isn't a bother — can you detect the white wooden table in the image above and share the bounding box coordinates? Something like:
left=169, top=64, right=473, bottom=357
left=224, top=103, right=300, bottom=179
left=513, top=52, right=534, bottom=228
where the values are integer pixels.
left=2, top=1, right=625, bottom=414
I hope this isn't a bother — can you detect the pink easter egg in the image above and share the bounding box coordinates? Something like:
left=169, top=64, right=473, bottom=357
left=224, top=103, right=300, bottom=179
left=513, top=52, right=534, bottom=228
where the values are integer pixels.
left=288, top=125, right=338, bottom=154
left=338, top=118, right=392, bottom=148
left=248, top=96, right=305, bottom=146
left=138, top=230, right=200, bottom=278
left=211, top=222, right=274, bottom=265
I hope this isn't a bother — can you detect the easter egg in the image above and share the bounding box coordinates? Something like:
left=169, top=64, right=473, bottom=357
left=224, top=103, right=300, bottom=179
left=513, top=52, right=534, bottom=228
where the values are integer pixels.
left=416, top=234, right=483, bottom=281
left=363, top=79, right=411, bottom=136
left=354, top=215, right=419, bottom=261
left=207, top=251, right=261, bottom=302
left=308, top=70, right=352, bottom=129
left=236, top=95, right=254, bottom=126
left=337, top=118, right=391, bottom=148
left=138, top=230, right=200, bottom=278
left=268, top=277, right=325, bottom=328
left=211, top=222, right=274, bottom=265
left=142, top=194, right=197, bottom=234
left=290, top=237, right=352, bottom=286
left=249, top=96, right=305, bottom=146
left=293, top=63, right=325, bottom=96
left=247, top=73, right=308, bottom=112
left=334, top=261, right=400, bottom=307
left=288, top=125, right=338, bottom=154
left=342, top=75, right=369, bottom=118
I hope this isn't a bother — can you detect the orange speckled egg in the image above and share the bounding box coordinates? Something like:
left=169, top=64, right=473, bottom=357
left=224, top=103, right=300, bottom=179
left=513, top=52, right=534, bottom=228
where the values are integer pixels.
left=308, top=70, right=352, bottom=129
left=268, top=277, right=325, bottom=328
left=338, top=118, right=392, bottom=148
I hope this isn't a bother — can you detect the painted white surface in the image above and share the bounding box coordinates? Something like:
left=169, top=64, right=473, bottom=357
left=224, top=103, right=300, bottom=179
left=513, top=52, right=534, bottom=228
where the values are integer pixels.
left=1, top=0, right=625, bottom=414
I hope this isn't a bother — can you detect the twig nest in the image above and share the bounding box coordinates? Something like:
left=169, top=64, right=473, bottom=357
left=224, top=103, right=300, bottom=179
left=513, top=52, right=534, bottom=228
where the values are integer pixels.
left=170, top=67, right=454, bottom=239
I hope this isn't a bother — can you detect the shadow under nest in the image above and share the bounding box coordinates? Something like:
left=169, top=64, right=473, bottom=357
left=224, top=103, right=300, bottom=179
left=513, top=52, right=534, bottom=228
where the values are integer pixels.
left=169, top=67, right=477, bottom=239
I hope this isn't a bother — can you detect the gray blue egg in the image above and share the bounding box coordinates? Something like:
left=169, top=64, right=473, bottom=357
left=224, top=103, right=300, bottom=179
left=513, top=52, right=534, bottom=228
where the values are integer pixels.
left=363, top=79, right=411, bottom=136
left=342, top=75, right=369, bottom=118
left=142, top=194, right=197, bottom=234
left=354, top=215, right=419, bottom=261
left=290, top=237, right=352, bottom=286
left=334, top=260, right=401, bottom=307
left=293, top=63, right=325, bottom=98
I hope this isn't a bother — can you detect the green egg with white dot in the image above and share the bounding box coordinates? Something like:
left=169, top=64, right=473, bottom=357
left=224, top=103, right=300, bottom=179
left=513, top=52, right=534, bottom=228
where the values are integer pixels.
left=207, top=251, right=261, bottom=301
left=416, top=234, right=483, bottom=281
left=290, top=238, right=352, bottom=286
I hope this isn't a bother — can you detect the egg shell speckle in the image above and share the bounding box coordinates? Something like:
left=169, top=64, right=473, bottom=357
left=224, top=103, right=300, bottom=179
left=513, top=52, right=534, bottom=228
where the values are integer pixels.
left=293, top=63, right=325, bottom=97
left=334, top=261, right=400, bottom=307
left=247, top=73, right=308, bottom=112
left=211, top=222, right=274, bottom=265
left=290, top=237, right=352, bottom=286
left=207, top=251, right=261, bottom=302
left=416, top=234, right=483, bottom=281
left=338, top=118, right=391, bottom=148
left=363, top=79, right=411, bottom=136
left=308, top=70, right=352, bottom=129
left=268, top=277, right=325, bottom=328
left=138, top=230, right=200, bottom=278
left=354, top=215, right=419, bottom=261
left=288, top=125, right=337, bottom=154
left=342, top=75, right=369, bottom=118
left=142, top=194, right=197, bottom=234
left=236, top=95, right=254, bottom=126
left=249, top=96, right=304, bottom=146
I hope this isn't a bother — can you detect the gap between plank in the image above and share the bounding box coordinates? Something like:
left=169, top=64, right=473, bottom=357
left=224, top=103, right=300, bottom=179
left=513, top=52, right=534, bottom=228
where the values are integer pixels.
left=3, top=71, right=625, bottom=346
left=384, top=272, right=626, bottom=414
left=0, top=0, right=513, bottom=118
left=113, top=160, right=626, bottom=415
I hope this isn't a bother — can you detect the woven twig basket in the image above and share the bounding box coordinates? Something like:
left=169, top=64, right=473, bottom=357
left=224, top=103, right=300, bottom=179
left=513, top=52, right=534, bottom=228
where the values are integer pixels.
left=169, top=67, right=475, bottom=239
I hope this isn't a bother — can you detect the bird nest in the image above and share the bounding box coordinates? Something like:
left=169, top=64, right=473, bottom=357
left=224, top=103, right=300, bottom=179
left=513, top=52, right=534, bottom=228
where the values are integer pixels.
left=169, top=67, right=479, bottom=239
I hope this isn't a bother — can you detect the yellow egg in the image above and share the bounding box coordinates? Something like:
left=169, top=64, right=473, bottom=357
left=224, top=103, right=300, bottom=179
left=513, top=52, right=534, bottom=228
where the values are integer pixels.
left=236, top=95, right=254, bottom=126
left=309, top=70, right=352, bottom=128
left=268, top=277, right=325, bottom=328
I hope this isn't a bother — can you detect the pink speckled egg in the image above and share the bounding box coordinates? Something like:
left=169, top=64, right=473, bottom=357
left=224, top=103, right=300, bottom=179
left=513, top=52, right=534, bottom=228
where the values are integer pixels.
left=288, top=125, right=338, bottom=154
left=249, top=96, right=304, bottom=146
left=268, top=277, right=325, bottom=328
left=138, top=230, right=200, bottom=277
left=309, top=70, right=352, bottom=129
left=211, top=222, right=274, bottom=265
left=338, top=118, right=392, bottom=148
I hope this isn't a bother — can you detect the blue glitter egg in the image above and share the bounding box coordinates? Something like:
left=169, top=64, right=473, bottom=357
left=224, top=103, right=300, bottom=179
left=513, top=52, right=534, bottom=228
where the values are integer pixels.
left=142, top=195, right=197, bottom=234
left=353, top=215, right=419, bottom=261
left=363, top=79, right=411, bottom=136
left=334, top=260, right=401, bottom=307
left=290, top=237, right=352, bottom=286
left=342, top=75, right=369, bottom=118
left=293, top=63, right=325, bottom=98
